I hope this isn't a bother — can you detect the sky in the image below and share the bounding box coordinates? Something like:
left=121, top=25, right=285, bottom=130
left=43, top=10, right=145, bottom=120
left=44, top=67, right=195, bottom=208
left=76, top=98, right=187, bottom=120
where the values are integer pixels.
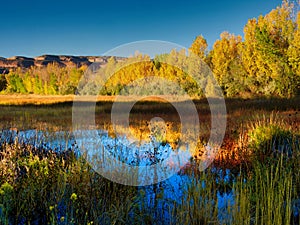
left=0, top=0, right=283, bottom=58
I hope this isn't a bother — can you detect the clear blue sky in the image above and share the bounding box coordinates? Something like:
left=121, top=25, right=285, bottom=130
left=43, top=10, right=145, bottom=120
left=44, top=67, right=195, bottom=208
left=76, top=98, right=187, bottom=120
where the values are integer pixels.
left=1, top=0, right=283, bottom=58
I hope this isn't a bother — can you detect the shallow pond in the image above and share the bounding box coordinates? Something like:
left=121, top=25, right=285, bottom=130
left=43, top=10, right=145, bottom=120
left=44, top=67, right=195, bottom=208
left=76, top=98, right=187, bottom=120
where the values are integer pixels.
left=1, top=128, right=299, bottom=224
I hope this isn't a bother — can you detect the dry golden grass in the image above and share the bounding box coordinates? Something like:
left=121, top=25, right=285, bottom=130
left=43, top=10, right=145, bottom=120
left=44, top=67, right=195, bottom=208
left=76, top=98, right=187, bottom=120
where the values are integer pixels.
left=0, top=94, right=193, bottom=105
left=0, top=94, right=75, bottom=105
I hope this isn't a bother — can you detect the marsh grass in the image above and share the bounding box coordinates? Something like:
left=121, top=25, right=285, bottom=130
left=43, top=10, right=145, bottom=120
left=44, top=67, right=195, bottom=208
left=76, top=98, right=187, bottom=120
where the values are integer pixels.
left=227, top=157, right=294, bottom=225
left=0, top=137, right=141, bottom=224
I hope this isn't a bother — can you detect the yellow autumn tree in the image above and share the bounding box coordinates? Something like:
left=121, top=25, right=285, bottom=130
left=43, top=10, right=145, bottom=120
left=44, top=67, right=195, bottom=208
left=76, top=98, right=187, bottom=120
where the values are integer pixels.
left=189, top=35, right=208, bottom=60
left=288, top=10, right=300, bottom=93
left=242, top=0, right=298, bottom=97
left=210, top=32, right=246, bottom=96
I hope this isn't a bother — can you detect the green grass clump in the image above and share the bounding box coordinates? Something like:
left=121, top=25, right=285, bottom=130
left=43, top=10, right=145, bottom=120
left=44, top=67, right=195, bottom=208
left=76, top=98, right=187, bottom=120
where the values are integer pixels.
left=247, top=113, right=298, bottom=162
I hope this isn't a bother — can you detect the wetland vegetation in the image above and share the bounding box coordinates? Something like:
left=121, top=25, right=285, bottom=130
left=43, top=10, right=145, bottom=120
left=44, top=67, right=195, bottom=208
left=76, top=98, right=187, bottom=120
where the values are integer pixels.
left=0, top=98, right=299, bottom=224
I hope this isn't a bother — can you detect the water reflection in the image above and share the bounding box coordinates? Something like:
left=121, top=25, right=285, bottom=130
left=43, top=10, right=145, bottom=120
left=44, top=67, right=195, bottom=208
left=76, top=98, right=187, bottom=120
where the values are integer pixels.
left=0, top=128, right=194, bottom=185
left=1, top=128, right=299, bottom=223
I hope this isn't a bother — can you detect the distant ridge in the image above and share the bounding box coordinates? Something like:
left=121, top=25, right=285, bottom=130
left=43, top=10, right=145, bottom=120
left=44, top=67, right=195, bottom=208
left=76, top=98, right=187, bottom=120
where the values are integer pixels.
left=0, top=55, right=125, bottom=74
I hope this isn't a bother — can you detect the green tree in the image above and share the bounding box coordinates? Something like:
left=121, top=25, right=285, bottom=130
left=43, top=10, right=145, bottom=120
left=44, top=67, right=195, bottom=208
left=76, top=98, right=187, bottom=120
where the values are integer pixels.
left=5, top=73, right=26, bottom=93
left=33, top=75, right=43, bottom=94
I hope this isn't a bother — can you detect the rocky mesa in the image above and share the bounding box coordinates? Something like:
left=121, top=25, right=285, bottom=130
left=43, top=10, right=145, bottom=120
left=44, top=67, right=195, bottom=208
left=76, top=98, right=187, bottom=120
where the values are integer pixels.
left=0, top=55, right=124, bottom=74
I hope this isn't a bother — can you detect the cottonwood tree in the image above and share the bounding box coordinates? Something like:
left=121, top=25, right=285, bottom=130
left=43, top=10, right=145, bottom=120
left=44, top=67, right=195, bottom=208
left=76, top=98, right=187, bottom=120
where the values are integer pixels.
left=189, top=35, right=208, bottom=61
left=242, top=0, right=298, bottom=97
left=210, top=32, right=247, bottom=96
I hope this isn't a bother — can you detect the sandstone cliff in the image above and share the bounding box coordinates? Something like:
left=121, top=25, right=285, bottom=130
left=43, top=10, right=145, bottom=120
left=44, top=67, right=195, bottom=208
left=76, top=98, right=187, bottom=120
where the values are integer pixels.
left=0, top=55, right=124, bottom=73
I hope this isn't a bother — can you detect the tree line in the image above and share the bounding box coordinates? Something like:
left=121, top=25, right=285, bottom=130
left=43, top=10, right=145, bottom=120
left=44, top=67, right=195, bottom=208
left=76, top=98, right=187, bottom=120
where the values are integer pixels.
left=1, top=1, right=299, bottom=98
left=190, top=0, right=300, bottom=98
left=0, top=64, right=85, bottom=95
